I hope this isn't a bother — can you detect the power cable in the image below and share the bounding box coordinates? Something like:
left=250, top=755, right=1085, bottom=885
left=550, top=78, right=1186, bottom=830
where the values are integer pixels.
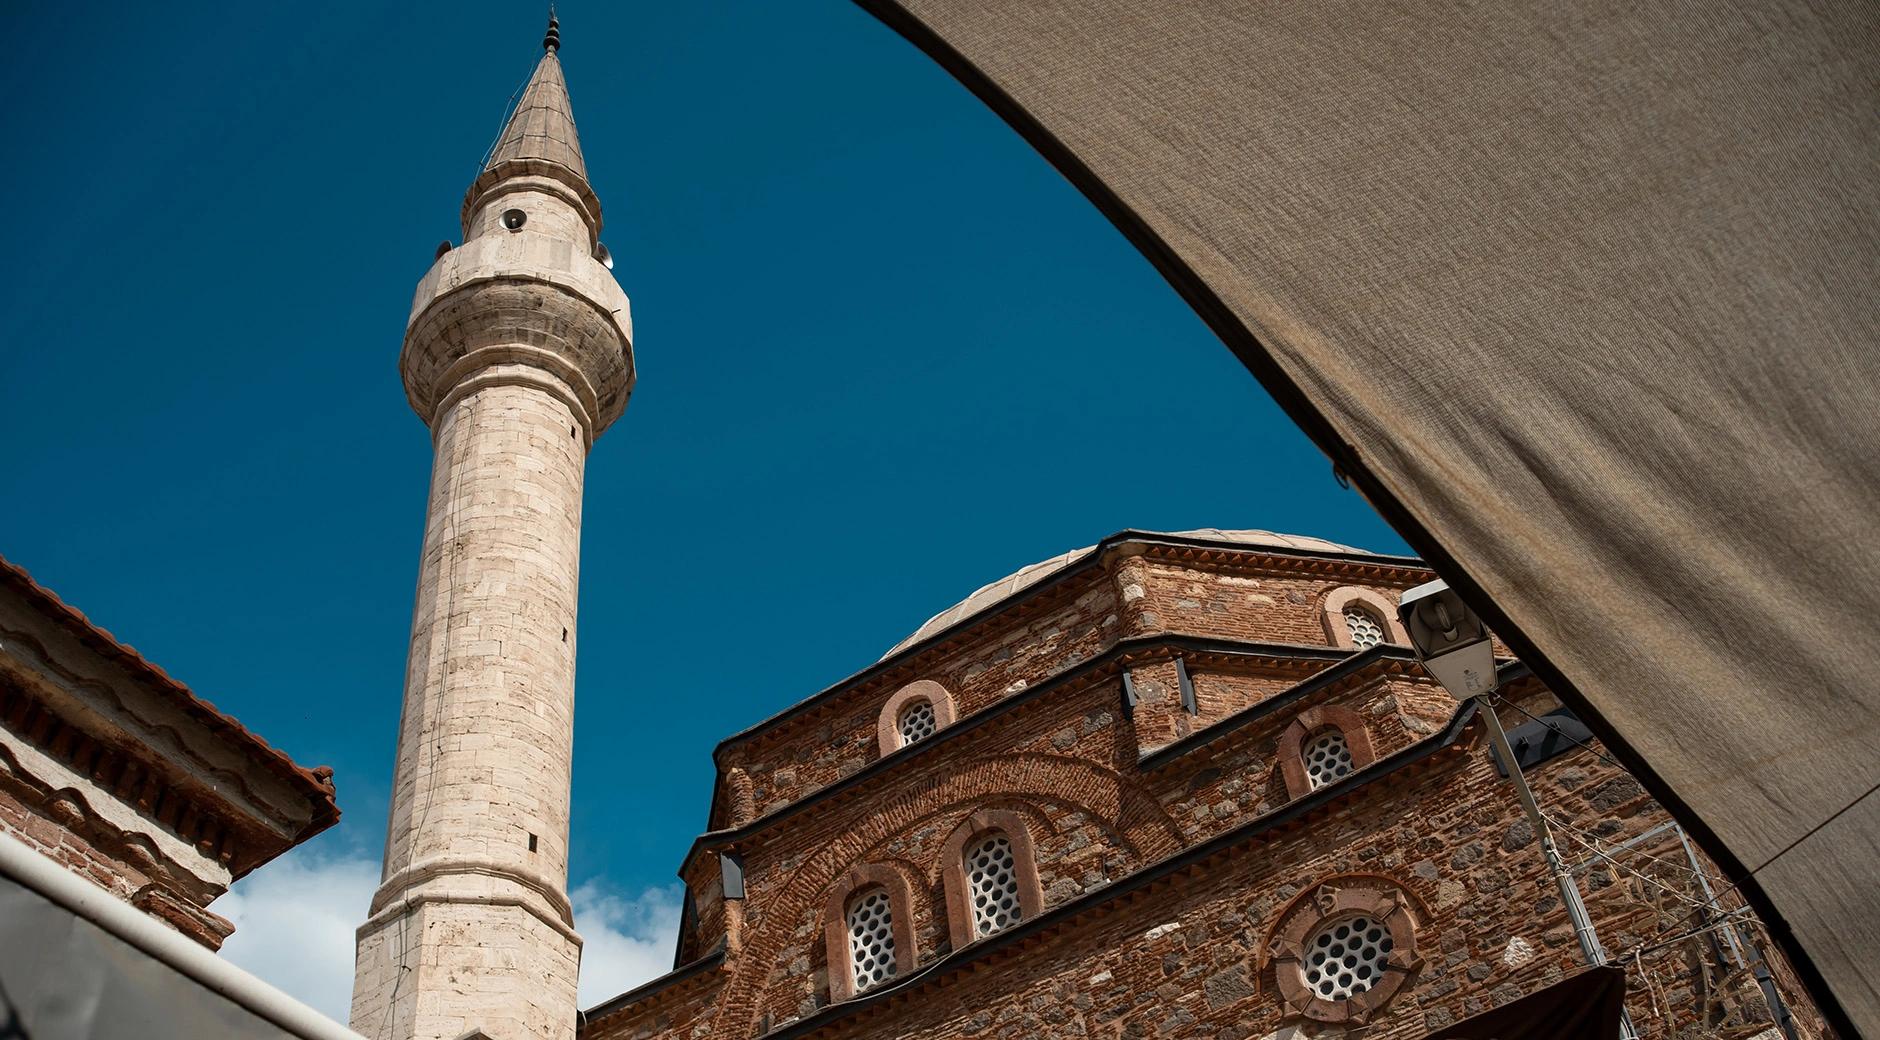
left=1544, top=812, right=1731, bottom=889
left=1544, top=814, right=1736, bottom=912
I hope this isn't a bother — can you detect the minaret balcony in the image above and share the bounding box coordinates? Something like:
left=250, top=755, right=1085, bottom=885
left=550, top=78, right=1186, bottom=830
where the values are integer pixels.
left=401, top=228, right=634, bottom=443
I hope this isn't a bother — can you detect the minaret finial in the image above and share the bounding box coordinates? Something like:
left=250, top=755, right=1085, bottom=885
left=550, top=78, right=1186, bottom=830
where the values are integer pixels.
left=543, top=8, right=561, bottom=52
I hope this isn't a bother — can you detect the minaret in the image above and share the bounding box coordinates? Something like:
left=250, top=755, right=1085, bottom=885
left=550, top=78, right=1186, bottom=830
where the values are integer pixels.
left=352, top=17, right=632, bottom=1040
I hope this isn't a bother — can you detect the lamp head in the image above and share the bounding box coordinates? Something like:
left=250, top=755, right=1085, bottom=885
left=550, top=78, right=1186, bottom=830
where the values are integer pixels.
left=1398, top=579, right=1498, bottom=699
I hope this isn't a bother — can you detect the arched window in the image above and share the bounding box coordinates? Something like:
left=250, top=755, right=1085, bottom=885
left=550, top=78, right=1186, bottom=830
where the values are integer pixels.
left=1320, top=587, right=1409, bottom=650
left=1278, top=706, right=1377, bottom=801
left=877, top=680, right=957, bottom=757
left=845, top=887, right=898, bottom=992
left=897, top=700, right=937, bottom=747
left=821, top=864, right=918, bottom=1002
left=965, top=831, right=1023, bottom=937
left=1302, top=728, right=1355, bottom=789
left=941, top=808, right=1045, bottom=949
left=1342, top=606, right=1386, bottom=650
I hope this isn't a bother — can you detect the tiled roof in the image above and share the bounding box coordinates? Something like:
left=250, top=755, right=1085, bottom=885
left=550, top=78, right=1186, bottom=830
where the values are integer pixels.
left=0, top=555, right=340, bottom=837
left=486, top=49, right=586, bottom=180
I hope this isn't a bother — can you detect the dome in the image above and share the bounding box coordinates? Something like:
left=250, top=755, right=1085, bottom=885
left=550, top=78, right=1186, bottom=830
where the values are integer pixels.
left=884, top=529, right=1366, bottom=658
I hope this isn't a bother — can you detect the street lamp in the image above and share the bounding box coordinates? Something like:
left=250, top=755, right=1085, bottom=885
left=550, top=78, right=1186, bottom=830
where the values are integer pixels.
left=1397, top=579, right=1498, bottom=701
left=1397, top=579, right=1639, bottom=1039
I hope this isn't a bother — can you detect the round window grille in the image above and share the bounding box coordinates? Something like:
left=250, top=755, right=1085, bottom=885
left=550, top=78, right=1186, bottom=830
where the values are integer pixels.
left=845, top=888, right=898, bottom=992
left=966, top=832, right=1022, bottom=937
left=1304, top=729, right=1354, bottom=789
left=897, top=701, right=937, bottom=747
left=1343, top=607, right=1385, bottom=649
left=1303, top=915, right=1393, bottom=1000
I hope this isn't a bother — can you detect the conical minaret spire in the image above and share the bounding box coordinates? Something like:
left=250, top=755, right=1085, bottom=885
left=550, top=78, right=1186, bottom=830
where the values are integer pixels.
left=486, top=19, right=586, bottom=181
left=352, top=14, right=633, bottom=1040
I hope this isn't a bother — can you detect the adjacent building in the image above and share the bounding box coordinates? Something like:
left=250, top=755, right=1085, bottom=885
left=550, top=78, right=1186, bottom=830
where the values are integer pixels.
left=0, top=554, right=339, bottom=948
left=0, top=554, right=352, bottom=1040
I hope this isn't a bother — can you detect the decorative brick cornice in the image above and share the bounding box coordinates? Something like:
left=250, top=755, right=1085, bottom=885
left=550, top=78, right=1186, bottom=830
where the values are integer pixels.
left=1132, top=537, right=1428, bottom=586
left=132, top=883, right=236, bottom=949
left=0, top=680, right=253, bottom=874
left=0, top=556, right=339, bottom=871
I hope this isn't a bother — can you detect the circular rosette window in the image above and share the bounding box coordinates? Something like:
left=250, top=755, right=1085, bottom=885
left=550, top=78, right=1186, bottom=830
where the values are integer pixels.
left=1268, top=880, right=1422, bottom=1025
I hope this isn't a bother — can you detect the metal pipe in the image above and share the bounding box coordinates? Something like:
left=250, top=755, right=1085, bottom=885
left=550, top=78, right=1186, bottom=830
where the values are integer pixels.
left=1481, top=699, right=1639, bottom=1040
left=0, top=829, right=364, bottom=1040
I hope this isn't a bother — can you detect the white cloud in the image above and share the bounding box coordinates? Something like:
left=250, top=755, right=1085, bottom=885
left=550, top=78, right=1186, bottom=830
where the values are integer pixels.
left=570, top=879, right=686, bottom=1009
left=214, top=845, right=379, bottom=1024
left=211, top=846, right=684, bottom=1025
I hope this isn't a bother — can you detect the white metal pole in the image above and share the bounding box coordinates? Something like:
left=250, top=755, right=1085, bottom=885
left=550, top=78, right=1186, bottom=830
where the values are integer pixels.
left=1480, top=699, right=1639, bottom=1040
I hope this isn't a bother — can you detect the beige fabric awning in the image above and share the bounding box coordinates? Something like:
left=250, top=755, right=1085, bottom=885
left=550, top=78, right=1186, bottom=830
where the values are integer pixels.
left=855, top=1, right=1879, bottom=1032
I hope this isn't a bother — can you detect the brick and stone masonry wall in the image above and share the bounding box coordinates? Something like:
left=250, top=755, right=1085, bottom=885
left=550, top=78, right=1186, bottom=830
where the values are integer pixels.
left=1132, top=559, right=1419, bottom=646
left=593, top=550, right=1826, bottom=1040
left=749, top=696, right=1819, bottom=1039
left=621, top=663, right=1825, bottom=1039
left=680, top=657, right=1456, bottom=1034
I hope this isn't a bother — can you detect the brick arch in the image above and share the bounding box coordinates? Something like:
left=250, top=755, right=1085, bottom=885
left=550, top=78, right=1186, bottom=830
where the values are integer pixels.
left=821, top=861, right=921, bottom=1002
left=716, top=753, right=1181, bottom=1038
left=877, top=679, right=957, bottom=757
left=1320, top=586, right=1409, bottom=648
left=1278, top=704, right=1377, bottom=800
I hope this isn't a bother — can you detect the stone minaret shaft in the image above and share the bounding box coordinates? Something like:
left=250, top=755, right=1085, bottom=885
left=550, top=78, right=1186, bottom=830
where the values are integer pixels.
left=353, top=20, right=633, bottom=1040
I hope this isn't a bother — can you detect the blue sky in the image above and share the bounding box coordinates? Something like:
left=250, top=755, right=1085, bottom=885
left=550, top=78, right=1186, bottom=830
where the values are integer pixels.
left=0, top=0, right=1407, bottom=1015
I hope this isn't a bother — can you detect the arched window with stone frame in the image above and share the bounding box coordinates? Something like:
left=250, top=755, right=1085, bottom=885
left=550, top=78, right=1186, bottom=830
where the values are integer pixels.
left=1277, top=705, right=1378, bottom=801
left=1320, top=587, right=1409, bottom=651
left=939, top=808, right=1045, bottom=948
left=821, top=864, right=919, bottom=1002
left=876, top=679, right=958, bottom=757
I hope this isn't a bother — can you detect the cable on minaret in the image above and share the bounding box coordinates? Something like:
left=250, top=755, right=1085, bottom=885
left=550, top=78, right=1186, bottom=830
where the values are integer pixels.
left=543, top=8, right=561, bottom=52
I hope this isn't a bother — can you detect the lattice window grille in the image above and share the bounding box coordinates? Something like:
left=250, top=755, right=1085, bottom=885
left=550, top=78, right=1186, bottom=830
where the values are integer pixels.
left=966, top=832, right=1022, bottom=938
left=897, top=701, right=937, bottom=747
left=1303, top=915, right=1393, bottom=1000
left=1304, top=729, right=1355, bottom=789
left=1343, top=606, right=1386, bottom=649
left=845, top=888, right=898, bottom=992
